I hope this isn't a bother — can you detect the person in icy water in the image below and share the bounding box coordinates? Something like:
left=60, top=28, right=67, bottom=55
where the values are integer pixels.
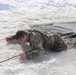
left=6, top=29, right=67, bottom=60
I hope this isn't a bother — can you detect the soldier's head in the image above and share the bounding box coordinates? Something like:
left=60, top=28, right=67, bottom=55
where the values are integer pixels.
left=15, top=30, right=28, bottom=43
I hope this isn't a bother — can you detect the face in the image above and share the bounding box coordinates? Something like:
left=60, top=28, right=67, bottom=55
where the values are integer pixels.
left=18, top=35, right=27, bottom=43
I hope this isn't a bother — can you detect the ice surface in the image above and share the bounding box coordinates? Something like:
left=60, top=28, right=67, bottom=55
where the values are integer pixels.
left=0, top=0, right=76, bottom=75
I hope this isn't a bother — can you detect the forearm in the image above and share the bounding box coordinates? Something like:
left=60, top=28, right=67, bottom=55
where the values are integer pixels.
left=26, top=48, right=44, bottom=59
left=10, top=35, right=16, bottom=41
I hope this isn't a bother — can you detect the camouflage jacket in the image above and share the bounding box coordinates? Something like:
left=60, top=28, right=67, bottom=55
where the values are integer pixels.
left=10, top=29, right=67, bottom=59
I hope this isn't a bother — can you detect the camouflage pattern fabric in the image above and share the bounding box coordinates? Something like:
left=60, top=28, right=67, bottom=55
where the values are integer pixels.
left=25, top=30, right=67, bottom=59
left=10, top=29, right=67, bottom=59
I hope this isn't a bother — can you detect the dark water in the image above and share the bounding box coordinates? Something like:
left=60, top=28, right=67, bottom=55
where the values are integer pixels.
left=30, top=22, right=76, bottom=34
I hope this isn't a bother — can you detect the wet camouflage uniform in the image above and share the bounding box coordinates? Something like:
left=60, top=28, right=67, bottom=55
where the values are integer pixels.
left=10, top=29, right=67, bottom=59
left=62, top=33, right=76, bottom=49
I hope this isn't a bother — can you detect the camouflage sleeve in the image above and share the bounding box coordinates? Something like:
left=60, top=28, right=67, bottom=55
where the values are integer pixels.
left=10, top=35, right=16, bottom=41
left=26, top=32, right=44, bottom=59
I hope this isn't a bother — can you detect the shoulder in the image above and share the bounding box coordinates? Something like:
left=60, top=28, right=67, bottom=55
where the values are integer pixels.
left=30, top=32, right=41, bottom=42
left=31, top=32, right=38, bottom=38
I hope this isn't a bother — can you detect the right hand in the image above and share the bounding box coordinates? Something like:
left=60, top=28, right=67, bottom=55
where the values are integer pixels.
left=5, top=37, right=11, bottom=42
left=20, top=52, right=27, bottom=60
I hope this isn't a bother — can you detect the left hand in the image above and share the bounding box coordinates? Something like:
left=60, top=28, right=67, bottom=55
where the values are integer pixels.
left=5, top=37, right=11, bottom=42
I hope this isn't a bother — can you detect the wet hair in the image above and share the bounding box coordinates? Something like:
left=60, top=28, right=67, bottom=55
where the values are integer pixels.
left=15, top=30, right=27, bottom=40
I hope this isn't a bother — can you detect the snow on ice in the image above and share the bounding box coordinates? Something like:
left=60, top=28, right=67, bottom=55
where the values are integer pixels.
left=0, top=0, right=76, bottom=75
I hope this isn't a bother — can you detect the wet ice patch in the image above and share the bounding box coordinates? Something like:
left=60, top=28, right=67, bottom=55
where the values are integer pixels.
left=0, top=3, right=14, bottom=10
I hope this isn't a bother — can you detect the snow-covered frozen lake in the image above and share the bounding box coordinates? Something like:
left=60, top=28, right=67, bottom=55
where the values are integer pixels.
left=0, top=0, right=76, bottom=75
